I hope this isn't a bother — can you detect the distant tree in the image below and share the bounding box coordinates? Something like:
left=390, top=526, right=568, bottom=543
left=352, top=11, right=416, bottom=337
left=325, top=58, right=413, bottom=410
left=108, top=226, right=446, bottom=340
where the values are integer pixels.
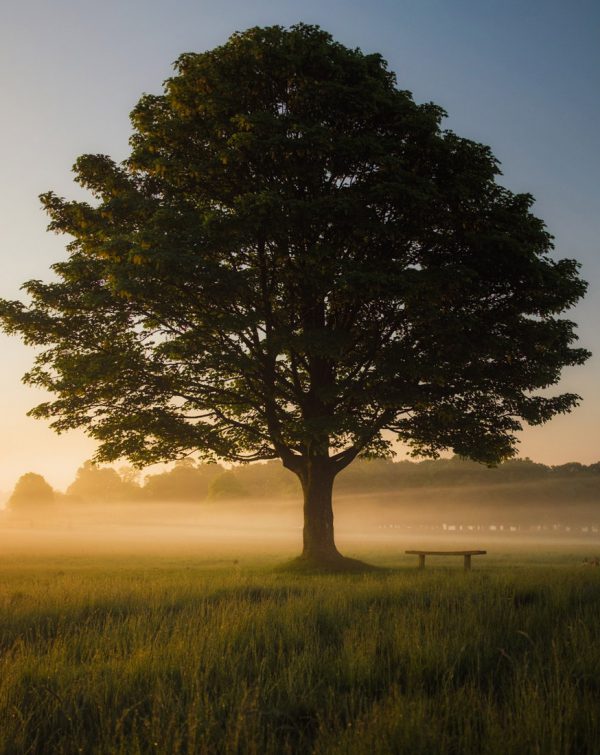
left=8, top=473, right=55, bottom=510
left=66, top=461, right=140, bottom=502
left=552, top=462, right=587, bottom=476
left=118, top=465, right=143, bottom=486
left=143, top=459, right=222, bottom=501
left=336, top=458, right=401, bottom=492
left=0, top=25, right=589, bottom=566
left=207, top=471, right=249, bottom=501
left=234, top=460, right=298, bottom=498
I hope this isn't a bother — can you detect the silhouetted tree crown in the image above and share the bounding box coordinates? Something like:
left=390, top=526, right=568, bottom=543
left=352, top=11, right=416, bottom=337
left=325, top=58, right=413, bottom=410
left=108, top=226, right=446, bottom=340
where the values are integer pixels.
left=8, top=473, right=55, bottom=509
left=0, top=25, right=589, bottom=563
left=67, top=461, right=141, bottom=502
left=143, top=459, right=222, bottom=501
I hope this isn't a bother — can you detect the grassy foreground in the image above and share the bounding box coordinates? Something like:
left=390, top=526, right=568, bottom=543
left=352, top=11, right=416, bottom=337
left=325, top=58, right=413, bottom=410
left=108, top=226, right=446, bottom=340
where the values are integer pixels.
left=1, top=551, right=599, bottom=754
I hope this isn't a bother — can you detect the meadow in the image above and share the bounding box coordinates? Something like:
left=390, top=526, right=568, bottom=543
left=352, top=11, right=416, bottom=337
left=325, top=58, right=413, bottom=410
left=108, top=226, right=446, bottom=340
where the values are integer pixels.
left=0, top=545, right=599, bottom=754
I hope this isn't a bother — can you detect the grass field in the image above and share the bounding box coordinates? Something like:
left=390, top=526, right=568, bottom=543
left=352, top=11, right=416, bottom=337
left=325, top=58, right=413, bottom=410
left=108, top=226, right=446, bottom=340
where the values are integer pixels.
left=1, top=547, right=599, bottom=754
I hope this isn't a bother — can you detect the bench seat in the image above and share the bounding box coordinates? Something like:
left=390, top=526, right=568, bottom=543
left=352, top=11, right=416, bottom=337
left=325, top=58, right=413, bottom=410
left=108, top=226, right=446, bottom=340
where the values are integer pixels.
left=405, top=549, right=487, bottom=570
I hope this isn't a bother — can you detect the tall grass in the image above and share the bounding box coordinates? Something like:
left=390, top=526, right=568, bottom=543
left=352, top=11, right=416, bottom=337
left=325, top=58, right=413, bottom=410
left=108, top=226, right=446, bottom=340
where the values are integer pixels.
left=0, top=554, right=599, bottom=753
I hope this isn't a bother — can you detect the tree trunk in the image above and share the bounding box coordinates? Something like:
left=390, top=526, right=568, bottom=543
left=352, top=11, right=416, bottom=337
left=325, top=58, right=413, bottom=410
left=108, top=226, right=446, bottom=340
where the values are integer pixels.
left=298, top=459, right=342, bottom=564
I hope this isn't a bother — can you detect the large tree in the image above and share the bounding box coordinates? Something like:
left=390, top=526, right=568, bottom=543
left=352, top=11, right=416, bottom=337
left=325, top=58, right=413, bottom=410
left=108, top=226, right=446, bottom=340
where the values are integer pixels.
left=0, top=25, right=589, bottom=566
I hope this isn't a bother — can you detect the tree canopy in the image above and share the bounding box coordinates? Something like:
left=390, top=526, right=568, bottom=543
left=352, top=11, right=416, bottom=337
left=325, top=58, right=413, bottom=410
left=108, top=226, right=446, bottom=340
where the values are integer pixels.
left=0, top=24, right=589, bottom=565
left=8, top=473, right=55, bottom=510
left=66, top=461, right=140, bottom=503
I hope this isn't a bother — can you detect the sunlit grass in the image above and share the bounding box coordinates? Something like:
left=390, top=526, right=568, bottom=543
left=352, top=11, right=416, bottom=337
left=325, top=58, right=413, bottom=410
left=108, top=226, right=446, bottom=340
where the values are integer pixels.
left=0, top=552, right=599, bottom=754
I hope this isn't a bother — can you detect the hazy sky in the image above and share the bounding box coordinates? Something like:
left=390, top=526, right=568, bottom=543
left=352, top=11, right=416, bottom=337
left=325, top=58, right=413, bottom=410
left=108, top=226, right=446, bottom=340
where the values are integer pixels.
left=1, top=0, right=599, bottom=491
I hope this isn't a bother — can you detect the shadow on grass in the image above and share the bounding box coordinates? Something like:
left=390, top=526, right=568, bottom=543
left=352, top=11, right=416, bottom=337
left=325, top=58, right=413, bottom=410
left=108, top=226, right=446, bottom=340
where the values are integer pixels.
left=275, top=555, right=384, bottom=575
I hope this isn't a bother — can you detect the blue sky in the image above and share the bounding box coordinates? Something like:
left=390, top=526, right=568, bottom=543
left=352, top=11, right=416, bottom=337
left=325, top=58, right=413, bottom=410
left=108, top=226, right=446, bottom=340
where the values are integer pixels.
left=0, top=0, right=598, bottom=490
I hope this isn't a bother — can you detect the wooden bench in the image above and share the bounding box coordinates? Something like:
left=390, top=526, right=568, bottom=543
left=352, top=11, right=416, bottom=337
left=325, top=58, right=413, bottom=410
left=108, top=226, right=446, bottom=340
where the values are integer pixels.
left=405, top=550, right=486, bottom=570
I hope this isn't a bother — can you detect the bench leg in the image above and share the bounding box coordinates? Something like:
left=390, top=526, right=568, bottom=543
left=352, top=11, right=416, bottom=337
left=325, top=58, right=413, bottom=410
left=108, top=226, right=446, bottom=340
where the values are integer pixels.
left=464, top=554, right=471, bottom=571
left=418, top=554, right=425, bottom=570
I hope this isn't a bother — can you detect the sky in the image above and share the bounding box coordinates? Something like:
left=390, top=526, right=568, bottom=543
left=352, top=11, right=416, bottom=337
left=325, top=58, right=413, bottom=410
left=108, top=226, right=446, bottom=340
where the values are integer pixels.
left=0, top=0, right=599, bottom=492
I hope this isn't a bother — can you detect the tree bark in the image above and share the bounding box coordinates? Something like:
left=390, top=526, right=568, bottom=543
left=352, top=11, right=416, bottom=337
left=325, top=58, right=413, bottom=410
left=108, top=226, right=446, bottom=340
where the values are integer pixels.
left=297, top=458, right=342, bottom=564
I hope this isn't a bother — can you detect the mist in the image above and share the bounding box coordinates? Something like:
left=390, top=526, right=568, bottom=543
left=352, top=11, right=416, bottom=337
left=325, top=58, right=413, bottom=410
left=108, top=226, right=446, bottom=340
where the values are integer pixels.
left=2, top=476, right=599, bottom=561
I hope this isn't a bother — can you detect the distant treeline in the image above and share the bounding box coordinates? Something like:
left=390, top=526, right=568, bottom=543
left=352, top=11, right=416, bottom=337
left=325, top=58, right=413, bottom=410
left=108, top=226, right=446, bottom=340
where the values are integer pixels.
left=5, top=456, right=600, bottom=508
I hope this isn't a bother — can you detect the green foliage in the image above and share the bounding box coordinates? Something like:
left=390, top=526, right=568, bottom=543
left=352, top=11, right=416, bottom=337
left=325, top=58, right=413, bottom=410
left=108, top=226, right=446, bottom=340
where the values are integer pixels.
left=66, top=461, right=141, bottom=502
left=230, top=460, right=299, bottom=498
left=207, top=470, right=249, bottom=500
left=13, top=455, right=596, bottom=509
left=337, top=455, right=600, bottom=491
left=0, top=555, right=598, bottom=753
left=57, top=455, right=600, bottom=504
left=0, top=24, right=589, bottom=476
left=7, top=472, right=55, bottom=510
left=143, top=459, right=223, bottom=501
